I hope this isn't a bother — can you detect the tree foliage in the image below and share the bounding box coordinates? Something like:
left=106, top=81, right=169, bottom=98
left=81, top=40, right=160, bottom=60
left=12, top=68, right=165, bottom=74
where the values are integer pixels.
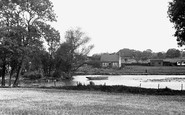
left=0, top=0, right=95, bottom=86
left=0, top=0, right=58, bottom=86
left=166, top=48, right=181, bottom=58
left=55, top=29, right=94, bottom=79
left=168, top=0, right=185, bottom=46
left=119, top=48, right=153, bottom=62
left=156, top=52, right=166, bottom=59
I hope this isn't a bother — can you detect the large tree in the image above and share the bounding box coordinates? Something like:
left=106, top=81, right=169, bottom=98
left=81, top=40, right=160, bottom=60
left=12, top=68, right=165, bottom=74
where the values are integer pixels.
left=166, top=48, right=181, bottom=58
left=0, top=45, right=13, bottom=86
left=168, top=0, right=185, bottom=46
left=141, top=49, right=152, bottom=61
left=0, top=0, right=58, bottom=86
left=55, top=29, right=94, bottom=79
left=44, top=26, right=60, bottom=77
left=156, top=52, right=166, bottom=59
left=0, top=1, right=18, bottom=86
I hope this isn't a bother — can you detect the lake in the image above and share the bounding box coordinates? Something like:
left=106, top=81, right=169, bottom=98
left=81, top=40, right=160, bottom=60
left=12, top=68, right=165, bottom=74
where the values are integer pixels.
left=73, top=75, right=185, bottom=90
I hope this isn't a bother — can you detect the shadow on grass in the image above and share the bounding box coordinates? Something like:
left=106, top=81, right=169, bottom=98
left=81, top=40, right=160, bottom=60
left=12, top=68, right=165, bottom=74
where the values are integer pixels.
left=38, top=84, right=185, bottom=96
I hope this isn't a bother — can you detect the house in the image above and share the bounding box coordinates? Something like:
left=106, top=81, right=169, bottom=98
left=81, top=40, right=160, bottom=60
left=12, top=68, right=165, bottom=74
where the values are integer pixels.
left=150, top=58, right=185, bottom=66
left=150, top=59, right=163, bottom=66
left=100, top=54, right=121, bottom=68
left=164, top=58, right=185, bottom=66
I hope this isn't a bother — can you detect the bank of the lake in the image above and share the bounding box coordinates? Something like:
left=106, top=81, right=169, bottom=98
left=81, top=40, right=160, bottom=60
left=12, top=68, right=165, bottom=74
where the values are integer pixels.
left=76, top=66, right=185, bottom=75
left=37, top=85, right=185, bottom=96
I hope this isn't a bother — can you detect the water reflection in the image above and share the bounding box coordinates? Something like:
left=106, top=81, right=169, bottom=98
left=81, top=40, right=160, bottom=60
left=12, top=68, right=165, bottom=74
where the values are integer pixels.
left=73, top=75, right=185, bottom=90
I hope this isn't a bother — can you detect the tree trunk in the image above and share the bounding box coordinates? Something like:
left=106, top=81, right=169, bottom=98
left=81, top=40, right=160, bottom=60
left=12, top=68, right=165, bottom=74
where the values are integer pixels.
left=48, top=54, right=52, bottom=78
left=13, top=59, right=24, bottom=87
left=1, top=62, right=6, bottom=87
left=48, top=64, right=51, bottom=77
left=13, top=65, right=22, bottom=87
left=9, top=73, right=12, bottom=87
left=9, top=68, right=14, bottom=87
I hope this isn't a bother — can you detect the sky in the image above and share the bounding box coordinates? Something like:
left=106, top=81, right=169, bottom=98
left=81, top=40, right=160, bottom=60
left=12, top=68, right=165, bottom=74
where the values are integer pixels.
left=50, top=0, right=181, bottom=55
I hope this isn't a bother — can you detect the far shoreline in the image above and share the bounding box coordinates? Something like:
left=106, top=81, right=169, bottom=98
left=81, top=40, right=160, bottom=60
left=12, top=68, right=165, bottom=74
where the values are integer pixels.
left=76, top=65, right=185, bottom=76
left=75, top=73, right=185, bottom=76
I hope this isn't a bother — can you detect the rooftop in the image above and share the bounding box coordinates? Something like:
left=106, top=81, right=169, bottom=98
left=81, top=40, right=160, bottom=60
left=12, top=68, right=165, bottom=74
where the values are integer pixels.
left=100, top=54, right=119, bottom=62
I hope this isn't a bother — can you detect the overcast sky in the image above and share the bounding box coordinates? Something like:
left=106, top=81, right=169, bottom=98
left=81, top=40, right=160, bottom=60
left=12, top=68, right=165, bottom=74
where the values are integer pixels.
left=50, top=0, right=181, bottom=55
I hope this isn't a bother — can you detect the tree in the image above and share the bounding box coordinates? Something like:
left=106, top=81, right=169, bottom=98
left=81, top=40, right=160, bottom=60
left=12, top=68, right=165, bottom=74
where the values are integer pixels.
left=118, top=48, right=152, bottom=62
left=133, top=51, right=142, bottom=62
left=40, top=50, right=51, bottom=77
left=141, top=49, right=152, bottom=61
left=0, top=1, right=16, bottom=86
left=55, top=29, right=94, bottom=79
left=182, top=51, right=185, bottom=57
left=0, top=45, right=13, bottom=86
left=88, top=57, right=100, bottom=68
left=44, top=26, right=60, bottom=77
left=156, top=52, right=166, bottom=59
left=166, top=48, right=181, bottom=58
left=91, top=54, right=101, bottom=60
left=119, top=48, right=136, bottom=58
left=8, top=53, right=19, bottom=86
left=168, top=0, right=185, bottom=46
left=145, top=49, right=152, bottom=53
left=87, top=54, right=101, bottom=68
left=0, top=0, right=58, bottom=86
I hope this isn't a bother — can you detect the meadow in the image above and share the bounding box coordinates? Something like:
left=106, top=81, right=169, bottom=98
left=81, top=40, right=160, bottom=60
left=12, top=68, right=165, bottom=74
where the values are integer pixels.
left=0, top=88, right=185, bottom=115
left=79, top=65, right=185, bottom=75
left=1, top=66, right=185, bottom=114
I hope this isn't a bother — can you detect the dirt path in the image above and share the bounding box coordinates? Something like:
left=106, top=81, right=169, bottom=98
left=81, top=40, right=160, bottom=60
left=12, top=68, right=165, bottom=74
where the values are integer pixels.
left=0, top=88, right=185, bottom=115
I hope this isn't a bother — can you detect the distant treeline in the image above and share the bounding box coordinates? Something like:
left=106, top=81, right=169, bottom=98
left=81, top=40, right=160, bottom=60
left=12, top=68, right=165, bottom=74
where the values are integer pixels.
left=91, top=48, right=183, bottom=61
left=87, top=48, right=183, bottom=68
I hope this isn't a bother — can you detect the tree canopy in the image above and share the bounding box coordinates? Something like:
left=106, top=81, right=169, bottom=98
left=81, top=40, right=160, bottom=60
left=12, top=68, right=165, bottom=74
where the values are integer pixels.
left=168, top=0, right=185, bottom=46
left=166, top=48, right=181, bottom=58
left=55, top=29, right=94, bottom=79
left=0, top=0, right=59, bottom=86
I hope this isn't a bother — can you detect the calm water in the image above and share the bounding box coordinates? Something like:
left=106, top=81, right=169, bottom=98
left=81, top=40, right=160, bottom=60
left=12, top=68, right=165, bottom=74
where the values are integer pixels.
left=73, top=75, right=185, bottom=90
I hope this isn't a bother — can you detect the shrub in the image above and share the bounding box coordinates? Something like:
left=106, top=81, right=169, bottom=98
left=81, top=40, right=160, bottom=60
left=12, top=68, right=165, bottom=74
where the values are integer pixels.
left=89, top=81, right=95, bottom=86
left=52, top=70, right=63, bottom=79
left=22, top=71, right=42, bottom=80
left=77, top=82, right=83, bottom=86
left=87, top=60, right=101, bottom=68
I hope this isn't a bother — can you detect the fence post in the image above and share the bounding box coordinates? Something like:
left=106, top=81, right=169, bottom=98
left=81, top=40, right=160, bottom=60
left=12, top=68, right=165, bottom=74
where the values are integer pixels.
left=139, top=82, right=141, bottom=88
left=181, top=84, right=183, bottom=91
left=54, top=80, right=56, bottom=87
left=158, top=84, right=160, bottom=89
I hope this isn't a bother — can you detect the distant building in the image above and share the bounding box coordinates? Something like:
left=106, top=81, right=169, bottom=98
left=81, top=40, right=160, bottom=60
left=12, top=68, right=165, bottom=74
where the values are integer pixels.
left=100, top=54, right=121, bottom=68
left=164, top=58, right=185, bottom=66
left=150, top=59, right=163, bottom=66
left=150, top=58, right=185, bottom=66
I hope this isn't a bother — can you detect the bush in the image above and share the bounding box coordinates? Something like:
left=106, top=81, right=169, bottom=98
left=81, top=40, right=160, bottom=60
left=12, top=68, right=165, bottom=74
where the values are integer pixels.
left=52, top=70, right=63, bottom=79
left=22, top=71, right=42, bottom=80
left=87, top=60, right=101, bottom=68
left=89, top=81, right=95, bottom=86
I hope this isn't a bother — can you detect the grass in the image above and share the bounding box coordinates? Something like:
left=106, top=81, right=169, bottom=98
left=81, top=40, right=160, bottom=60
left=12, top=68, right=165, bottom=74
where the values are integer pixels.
left=0, top=88, right=185, bottom=115
left=77, top=66, right=185, bottom=75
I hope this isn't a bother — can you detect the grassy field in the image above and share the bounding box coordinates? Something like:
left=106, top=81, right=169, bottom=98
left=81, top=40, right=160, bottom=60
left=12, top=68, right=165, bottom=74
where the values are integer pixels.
left=0, top=88, right=185, bottom=115
left=79, top=66, right=185, bottom=75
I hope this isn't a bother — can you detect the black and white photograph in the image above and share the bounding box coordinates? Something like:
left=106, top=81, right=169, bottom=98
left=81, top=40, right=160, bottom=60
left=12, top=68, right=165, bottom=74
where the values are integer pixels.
left=0, top=0, right=185, bottom=114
